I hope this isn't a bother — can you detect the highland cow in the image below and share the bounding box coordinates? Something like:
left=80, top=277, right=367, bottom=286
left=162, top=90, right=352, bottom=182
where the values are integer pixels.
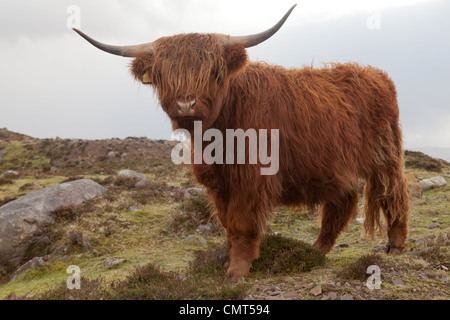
left=74, top=4, right=410, bottom=278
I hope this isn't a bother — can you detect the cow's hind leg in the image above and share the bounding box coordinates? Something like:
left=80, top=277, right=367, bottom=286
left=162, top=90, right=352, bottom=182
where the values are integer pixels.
left=384, top=172, right=410, bottom=254
left=364, top=167, right=410, bottom=254
left=313, top=190, right=359, bottom=253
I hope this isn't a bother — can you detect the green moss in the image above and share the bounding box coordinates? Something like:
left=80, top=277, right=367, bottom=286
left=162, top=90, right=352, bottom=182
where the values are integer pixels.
left=337, top=254, right=385, bottom=280
left=252, top=235, right=325, bottom=275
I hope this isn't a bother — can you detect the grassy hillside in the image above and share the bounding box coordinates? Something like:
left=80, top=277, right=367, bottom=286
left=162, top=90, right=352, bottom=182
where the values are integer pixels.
left=0, top=129, right=448, bottom=300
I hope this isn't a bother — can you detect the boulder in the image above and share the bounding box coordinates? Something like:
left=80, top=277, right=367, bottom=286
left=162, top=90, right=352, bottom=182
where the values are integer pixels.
left=0, top=179, right=106, bottom=267
left=0, top=170, right=19, bottom=179
left=405, top=172, right=422, bottom=200
left=117, top=169, right=146, bottom=186
left=419, top=176, right=447, bottom=192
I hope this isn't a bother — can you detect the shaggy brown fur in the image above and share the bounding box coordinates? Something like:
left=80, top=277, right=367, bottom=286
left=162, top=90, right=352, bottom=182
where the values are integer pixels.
left=130, top=33, right=410, bottom=277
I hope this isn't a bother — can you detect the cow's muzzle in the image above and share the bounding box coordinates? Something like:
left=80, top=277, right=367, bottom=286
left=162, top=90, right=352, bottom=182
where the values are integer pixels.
left=177, top=99, right=196, bottom=116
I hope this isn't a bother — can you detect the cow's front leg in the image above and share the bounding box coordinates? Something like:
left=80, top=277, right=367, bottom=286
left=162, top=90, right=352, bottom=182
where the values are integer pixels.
left=226, top=228, right=261, bottom=278
left=224, top=200, right=270, bottom=278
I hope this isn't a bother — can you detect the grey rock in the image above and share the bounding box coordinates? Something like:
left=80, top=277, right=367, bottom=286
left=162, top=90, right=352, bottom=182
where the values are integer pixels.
left=340, top=294, right=354, bottom=300
left=0, top=179, right=106, bottom=267
left=183, top=234, right=195, bottom=241
left=392, top=279, right=405, bottom=286
left=184, top=187, right=203, bottom=197
left=327, top=292, right=338, bottom=300
left=0, top=170, right=19, bottom=179
left=408, top=247, right=437, bottom=257
left=128, top=206, right=140, bottom=212
left=264, top=295, right=290, bottom=300
left=50, top=166, right=58, bottom=174
left=103, top=257, right=126, bottom=268
left=196, top=222, right=214, bottom=235
left=372, top=245, right=385, bottom=253
left=355, top=218, right=365, bottom=225
left=135, top=180, right=146, bottom=188
left=282, top=291, right=302, bottom=300
left=257, top=285, right=270, bottom=292
left=310, top=285, right=322, bottom=296
left=419, top=176, right=447, bottom=191
left=10, top=257, right=45, bottom=281
left=198, top=237, right=207, bottom=244
left=117, top=170, right=146, bottom=184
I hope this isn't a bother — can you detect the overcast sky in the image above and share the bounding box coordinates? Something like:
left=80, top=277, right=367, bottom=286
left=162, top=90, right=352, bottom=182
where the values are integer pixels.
left=0, top=0, right=449, bottom=153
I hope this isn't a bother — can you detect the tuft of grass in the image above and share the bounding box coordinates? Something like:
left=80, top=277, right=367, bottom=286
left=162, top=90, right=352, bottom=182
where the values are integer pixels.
left=417, top=247, right=447, bottom=263
left=18, top=183, right=35, bottom=192
left=169, top=193, right=217, bottom=234
left=60, top=176, right=85, bottom=183
left=252, top=234, right=326, bottom=274
left=51, top=199, right=99, bottom=223
left=114, top=176, right=139, bottom=188
left=0, top=177, right=13, bottom=186
left=180, top=193, right=212, bottom=216
left=130, top=181, right=170, bottom=205
left=189, top=234, right=327, bottom=278
left=0, top=195, right=18, bottom=207
left=91, top=176, right=115, bottom=186
left=189, top=245, right=227, bottom=278
left=337, top=253, right=385, bottom=281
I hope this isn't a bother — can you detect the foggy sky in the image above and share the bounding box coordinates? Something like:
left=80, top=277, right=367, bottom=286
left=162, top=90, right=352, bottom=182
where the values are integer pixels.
left=0, top=0, right=449, bottom=152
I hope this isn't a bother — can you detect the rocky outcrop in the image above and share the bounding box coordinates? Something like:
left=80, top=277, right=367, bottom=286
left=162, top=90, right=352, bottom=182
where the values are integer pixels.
left=0, top=179, right=106, bottom=267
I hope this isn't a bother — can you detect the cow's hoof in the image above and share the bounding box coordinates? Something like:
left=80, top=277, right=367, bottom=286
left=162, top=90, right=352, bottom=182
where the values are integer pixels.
left=226, top=259, right=251, bottom=279
left=384, top=241, right=404, bottom=254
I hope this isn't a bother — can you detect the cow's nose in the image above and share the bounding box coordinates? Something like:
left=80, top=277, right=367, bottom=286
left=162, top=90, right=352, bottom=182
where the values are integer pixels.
left=177, top=99, right=196, bottom=115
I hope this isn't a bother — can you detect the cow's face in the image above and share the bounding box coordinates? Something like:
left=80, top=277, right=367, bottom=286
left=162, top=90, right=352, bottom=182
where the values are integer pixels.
left=130, top=34, right=248, bottom=131
left=73, top=5, right=296, bottom=131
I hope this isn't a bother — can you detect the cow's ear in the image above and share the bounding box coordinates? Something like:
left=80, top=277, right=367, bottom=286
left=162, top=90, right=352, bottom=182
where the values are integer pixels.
left=130, top=55, right=155, bottom=85
left=223, top=44, right=248, bottom=76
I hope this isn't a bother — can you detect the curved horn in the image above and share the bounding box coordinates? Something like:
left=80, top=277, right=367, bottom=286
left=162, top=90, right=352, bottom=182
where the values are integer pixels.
left=228, top=4, right=297, bottom=48
left=72, top=28, right=154, bottom=57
